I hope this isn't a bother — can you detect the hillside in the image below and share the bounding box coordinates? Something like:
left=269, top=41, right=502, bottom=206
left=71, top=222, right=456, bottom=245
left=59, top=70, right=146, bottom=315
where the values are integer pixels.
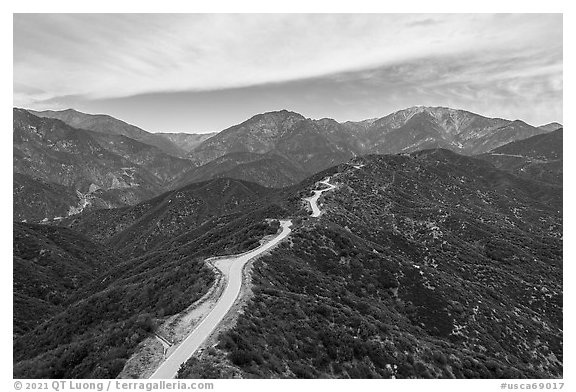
left=157, top=132, right=217, bottom=153
left=13, top=109, right=195, bottom=221
left=13, top=222, right=120, bottom=336
left=489, top=128, right=562, bottom=160
left=172, top=152, right=310, bottom=189
left=14, top=173, right=80, bottom=222
left=29, top=108, right=187, bottom=157
left=477, top=129, right=563, bottom=185
left=61, top=177, right=277, bottom=258
left=13, top=238, right=214, bottom=378
left=13, top=177, right=291, bottom=378
left=178, top=150, right=562, bottom=379
left=87, top=132, right=194, bottom=183
left=467, top=120, right=549, bottom=154
left=538, top=123, right=563, bottom=132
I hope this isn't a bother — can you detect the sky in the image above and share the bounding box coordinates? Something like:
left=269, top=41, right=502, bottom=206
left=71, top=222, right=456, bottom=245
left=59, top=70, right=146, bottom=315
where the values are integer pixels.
left=14, top=14, right=563, bottom=133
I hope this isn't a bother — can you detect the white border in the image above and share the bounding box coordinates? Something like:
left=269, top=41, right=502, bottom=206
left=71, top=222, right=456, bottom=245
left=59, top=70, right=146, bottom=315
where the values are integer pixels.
left=3, top=2, right=571, bottom=391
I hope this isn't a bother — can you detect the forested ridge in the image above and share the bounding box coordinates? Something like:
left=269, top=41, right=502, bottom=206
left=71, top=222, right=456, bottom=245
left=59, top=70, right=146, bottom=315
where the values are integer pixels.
left=14, top=148, right=562, bottom=379
left=178, top=150, right=562, bottom=379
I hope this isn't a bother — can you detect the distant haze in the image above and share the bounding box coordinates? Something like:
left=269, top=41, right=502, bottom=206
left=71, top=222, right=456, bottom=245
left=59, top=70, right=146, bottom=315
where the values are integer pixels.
left=14, top=14, right=562, bottom=133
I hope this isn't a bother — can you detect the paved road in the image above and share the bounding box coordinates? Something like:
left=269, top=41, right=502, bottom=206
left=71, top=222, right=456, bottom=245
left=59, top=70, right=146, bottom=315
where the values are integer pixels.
left=304, top=178, right=336, bottom=217
left=149, top=220, right=293, bottom=379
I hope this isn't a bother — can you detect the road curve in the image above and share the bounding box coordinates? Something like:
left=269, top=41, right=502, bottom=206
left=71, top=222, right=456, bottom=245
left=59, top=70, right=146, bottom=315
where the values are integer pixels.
left=304, top=178, right=336, bottom=218
left=149, top=219, right=293, bottom=379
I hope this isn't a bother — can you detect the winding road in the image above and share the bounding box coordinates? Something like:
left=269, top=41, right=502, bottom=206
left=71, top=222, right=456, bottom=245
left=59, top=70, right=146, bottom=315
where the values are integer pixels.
left=150, top=177, right=336, bottom=379
left=149, top=220, right=293, bottom=379
left=304, top=178, right=336, bottom=217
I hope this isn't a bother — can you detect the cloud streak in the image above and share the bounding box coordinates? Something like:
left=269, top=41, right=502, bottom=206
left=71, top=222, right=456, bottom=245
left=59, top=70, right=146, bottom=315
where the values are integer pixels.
left=13, top=14, right=562, bottom=131
left=14, top=15, right=560, bottom=98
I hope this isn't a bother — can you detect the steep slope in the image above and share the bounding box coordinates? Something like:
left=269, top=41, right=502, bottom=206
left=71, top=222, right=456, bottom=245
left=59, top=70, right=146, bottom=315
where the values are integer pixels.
left=13, top=222, right=120, bottom=336
left=538, top=122, right=563, bottom=132
left=477, top=129, right=563, bottom=185
left=468, top=120, right=549, bottom=154
left=188, top=110, right=360, bottom=173
left=14, top=173, right=80, bottom=222
left=13, top=173, right=154, bottom=223
left=157, top=132, right=217, bottom=153
left=367, top=106, right=503, bottom=147
left=365, top=107, right=548, bottom=155
left=13, top=109, right=195, bottom=220
left=14, top=109, right=158, bottom=195
left=179, top=150, right=562, bottom=379
left=188, top=110, right=307, bottom=164
left=14, top=178, right=290, bottom=379
left=489, top=128, right=562, bottom=160
left=87, top=132, right=193, bottom=183
left=61, top=177, right=277, bottom=258
left=30, top=108, right=187, bottom=157
left=172, top=152, right=310, bottom=189
left=368, top=109, right=459, bottom=153
left=13, top=233, right=215, bottom=378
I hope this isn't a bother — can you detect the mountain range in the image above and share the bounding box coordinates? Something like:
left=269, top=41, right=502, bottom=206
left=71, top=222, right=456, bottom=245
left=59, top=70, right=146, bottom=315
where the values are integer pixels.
left=188, top=106, right=549, bottom=164
left=14, top=106, right=559, bottom=223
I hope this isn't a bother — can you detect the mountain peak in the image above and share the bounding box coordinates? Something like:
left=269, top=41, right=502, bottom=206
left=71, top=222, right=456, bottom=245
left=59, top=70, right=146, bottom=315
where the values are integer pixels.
left=221, top=110, right=305, bottom=133
left=252, top=109, right=305, bottom=120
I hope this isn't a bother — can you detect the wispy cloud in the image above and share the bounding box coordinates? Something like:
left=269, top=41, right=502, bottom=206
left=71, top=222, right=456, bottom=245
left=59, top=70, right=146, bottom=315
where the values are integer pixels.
left=13, top=14, right=562, bottom=131
left=405, top=18, right=441, bottom=27
left=14, top=14, right=561, bottom=102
